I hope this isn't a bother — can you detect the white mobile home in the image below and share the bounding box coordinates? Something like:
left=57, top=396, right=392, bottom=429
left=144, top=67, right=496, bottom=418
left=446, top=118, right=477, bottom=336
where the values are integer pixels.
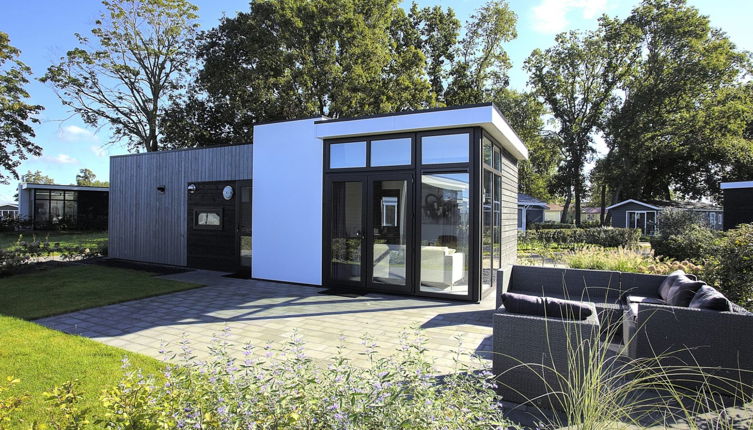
left=108, top=104, right=527, bottom=302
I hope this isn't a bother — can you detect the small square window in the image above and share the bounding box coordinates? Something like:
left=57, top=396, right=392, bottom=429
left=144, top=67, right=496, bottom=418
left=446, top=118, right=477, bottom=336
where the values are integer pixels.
left=421, top=133, right=469, bottom=164
left=371, top=138, right=411, bottom=166
left=194, top=208, right=222, bottom=230
left=330, top=141, right=366, bottom=168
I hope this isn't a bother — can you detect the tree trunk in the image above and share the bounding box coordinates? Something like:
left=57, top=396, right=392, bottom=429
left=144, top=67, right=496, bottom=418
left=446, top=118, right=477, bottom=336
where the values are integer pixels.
left=574, top=180, right=582, bottom=227
left=600, top=184, right=607, bottom=225
left=560, top=186, right=572, bottom=224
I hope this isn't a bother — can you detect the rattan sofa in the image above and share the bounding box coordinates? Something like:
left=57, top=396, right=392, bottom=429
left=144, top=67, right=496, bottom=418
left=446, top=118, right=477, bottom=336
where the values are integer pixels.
left=492, top=300, right=600, bottom=408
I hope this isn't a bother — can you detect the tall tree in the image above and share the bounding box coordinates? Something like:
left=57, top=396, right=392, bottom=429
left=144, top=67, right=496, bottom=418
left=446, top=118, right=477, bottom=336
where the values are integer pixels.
left=162, top=0, right=436, bottom=148
left=0, top=32, right=44, bottom=184
left=493, top=88, right=560, bottom=201
left=524, top=19, right=638, bottom=225
left=444, top=0, right=517, bottom=105
left=75, top=168, right=109, bottom=187
left=603, top=0, right=753, bottom=202
left=20, top=170, right=54, bottom=185
left=41, top=0, right=199, bottom=152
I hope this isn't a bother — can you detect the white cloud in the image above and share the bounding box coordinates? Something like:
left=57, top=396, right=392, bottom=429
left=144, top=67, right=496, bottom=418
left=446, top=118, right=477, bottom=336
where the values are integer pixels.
left=57, top=125, right=99, bottom=142
left=43, top=153, right=79, bottom=164
left=90, top=145, right=107, bottom=157
left=532, top=0, right=608, bottom=34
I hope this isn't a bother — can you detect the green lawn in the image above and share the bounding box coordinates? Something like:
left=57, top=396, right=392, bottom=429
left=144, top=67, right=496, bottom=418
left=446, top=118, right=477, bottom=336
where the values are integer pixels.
left=0, top=230, right=107, bottom=250
left=0, top=264, right=201, bottom=319
left=0, top=315, right=164, bottom=427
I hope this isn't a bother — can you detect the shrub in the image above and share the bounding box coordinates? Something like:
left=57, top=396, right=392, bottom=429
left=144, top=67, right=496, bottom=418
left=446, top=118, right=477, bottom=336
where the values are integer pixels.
left=531, top=222, right=575, bottom=230
left=705, top=223, right=753, bottom=308
left=560, top=246, right=703, bottom=275
left=7, top=330, right=510, bottom=429
left=521, top=227, right=641, bottom=248
left=650, top=209, right=719, bottom=262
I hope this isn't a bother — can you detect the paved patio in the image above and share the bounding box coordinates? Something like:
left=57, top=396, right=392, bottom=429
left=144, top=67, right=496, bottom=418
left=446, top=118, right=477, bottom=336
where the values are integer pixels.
left=36, top=270, right=497, bottom=372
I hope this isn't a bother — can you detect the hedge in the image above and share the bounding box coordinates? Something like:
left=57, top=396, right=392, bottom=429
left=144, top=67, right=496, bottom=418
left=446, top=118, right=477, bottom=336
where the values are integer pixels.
left=520, top=227, right=641, bottom=248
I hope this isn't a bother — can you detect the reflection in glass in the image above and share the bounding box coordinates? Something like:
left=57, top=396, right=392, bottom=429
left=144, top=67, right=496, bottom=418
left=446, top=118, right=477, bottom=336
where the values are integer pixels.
left=34, top=200, right=48, bottom=223
left=331, top=181, right=363, bottom=282
left=482, top=171, right=492, bottom=290
left=419, top=173, right=469, bottom=295
left=421, top=134, right=469, bottom=164
left=371, top=138, right=411, bottom=166
left=197, top=212, right=221, bottom=225
left=372, top=180, right=408, bottom=286
left=330, top=142, right=366, bottom=168
left=239, top=185, right=252, bottom=269
left=493, top=175, right=502, bottom=285
left=50, top=200, right=64, bottom=224
left=483, top=137, right=493, bottom=166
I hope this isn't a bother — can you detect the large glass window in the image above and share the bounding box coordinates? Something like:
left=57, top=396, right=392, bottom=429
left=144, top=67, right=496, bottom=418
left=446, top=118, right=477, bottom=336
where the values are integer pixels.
left=482, top=171, right=492, bottom=290
left=371, top=138, right=411, bottom=166
left=372, top=180, right=408, bottom=286
left=34, top=189, right=79, bottom=227
left=421, top=133, right=469, bottom=164
left=419, top=173, right=470, bottom=296
left=330, top=181, right=363, bottom=282
left=330, top=141, right=367, bottom=168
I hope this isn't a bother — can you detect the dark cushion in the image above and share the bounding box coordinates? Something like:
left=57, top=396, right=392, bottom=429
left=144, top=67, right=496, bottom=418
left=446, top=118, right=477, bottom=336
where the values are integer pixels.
left=657, top=270, right=697, bottom=301
left=501, top=292, right=592, bottom=321
left=689, top=285, right=731, bottom=311
left=665, top=274, right=706, bottom=307
left=501, top=292, right=546, bottom=316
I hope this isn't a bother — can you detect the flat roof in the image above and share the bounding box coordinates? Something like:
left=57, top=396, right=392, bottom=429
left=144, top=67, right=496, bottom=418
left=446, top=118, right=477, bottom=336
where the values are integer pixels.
left=720, top=181, right=753, bottom=190
left=20, top=183, right=109, bottom=192
left=313, top=103, right=529, bottom=161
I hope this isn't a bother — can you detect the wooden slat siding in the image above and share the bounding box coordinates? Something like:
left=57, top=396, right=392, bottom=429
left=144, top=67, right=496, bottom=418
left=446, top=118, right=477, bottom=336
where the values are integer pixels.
left=500, top=151, right=518, bottom=267
left=109, top=145, right=252, bottom=266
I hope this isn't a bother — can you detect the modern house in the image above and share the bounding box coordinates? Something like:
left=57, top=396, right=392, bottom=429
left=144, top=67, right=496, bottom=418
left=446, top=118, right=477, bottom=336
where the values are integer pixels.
left=108, top=103, right=528, bottom=302
left=0, top=203, right=18, bottom=219
left=721, top=181, right=753, bottom=230
left=606, top=199, right=723, bottom=235
left=517, top=193, right=548, bottom=231
left=17, top=183, right=109, bottom=230
left=543, top=203, right=565, bottom=223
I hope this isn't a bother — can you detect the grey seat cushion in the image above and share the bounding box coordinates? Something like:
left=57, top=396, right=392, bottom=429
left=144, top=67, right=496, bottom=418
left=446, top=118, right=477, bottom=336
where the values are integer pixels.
left=501, top=292, right=593, bottom=321
left=689, top=285, right=731, bottom=311
left=665, top=274, right=706, bottom=307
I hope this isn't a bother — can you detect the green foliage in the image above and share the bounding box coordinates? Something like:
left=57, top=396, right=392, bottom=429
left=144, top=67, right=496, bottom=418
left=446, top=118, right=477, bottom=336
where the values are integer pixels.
left=41, top=0, right=200, bottom=152
left=20, top=170, right=54, bottom=185
left=650, top=209, right=719, bottom=262
left=524, top=18, right=638, bottom=226
left=6, top=331, right=509, bottom=429
left=0, top=238, right=106, bottom=275
left=74, top=168, right=108, bottom=187
left=520, top=227, right=641, bottom=248
left=603, top=0, right=753, bottom=202
left=705, top=223, right=753, bottom=307
left=42, top=380, right=89, bottom=429
left=531, top=222, right=575, bottom=230
left=0, top=376, right=27, bottom=426
left=557, top=245, right=703, bottom=275
left=0, top=32, right=44, bottom=184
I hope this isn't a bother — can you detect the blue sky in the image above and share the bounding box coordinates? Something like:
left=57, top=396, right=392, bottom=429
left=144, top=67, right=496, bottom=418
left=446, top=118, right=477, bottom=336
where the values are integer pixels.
left=1, top=0, right=751, bottom=204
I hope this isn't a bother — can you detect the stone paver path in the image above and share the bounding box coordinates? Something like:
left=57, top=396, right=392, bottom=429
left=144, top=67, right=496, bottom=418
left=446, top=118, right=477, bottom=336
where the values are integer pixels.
left=36, top=270, right=496, bottom=372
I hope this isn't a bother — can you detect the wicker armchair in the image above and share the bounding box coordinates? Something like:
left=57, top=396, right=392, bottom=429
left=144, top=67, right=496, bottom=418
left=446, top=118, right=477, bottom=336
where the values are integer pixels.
left=624, top=301, right=753, bottom=395
left=492, top=301, right=600, bottom=409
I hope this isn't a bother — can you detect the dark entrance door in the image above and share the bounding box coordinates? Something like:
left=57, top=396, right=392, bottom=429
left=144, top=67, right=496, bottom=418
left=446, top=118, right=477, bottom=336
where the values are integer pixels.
left=187, top=180, right=239, bottom=272
left=323, top=173, right=413, bottom=294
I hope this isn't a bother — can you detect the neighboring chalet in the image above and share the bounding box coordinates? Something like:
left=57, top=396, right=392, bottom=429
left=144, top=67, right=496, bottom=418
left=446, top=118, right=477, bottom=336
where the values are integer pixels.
left=721, top=181, right=753, bottom=230
left=579, top=207, right=601, bottom=224
left=606, top=199, right=723, bottom=235
left=0, top=203, right=18, bottom=219
left=544, top=203, right=564, bottom=223
left=517, top=193, right=548, bottom=231
left=17, top=183, right=109, bottom=230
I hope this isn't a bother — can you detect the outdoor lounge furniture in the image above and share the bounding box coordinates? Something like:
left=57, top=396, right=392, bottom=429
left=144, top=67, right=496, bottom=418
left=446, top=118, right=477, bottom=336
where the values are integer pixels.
left=493, top=295, right=600, bottom=408
left=624, top=296, right=753, bottom=395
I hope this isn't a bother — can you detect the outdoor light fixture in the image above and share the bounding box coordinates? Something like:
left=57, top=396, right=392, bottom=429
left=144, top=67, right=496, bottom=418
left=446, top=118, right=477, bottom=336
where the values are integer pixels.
left=187, top=184, right=197, bottom=194
left=157, top=185, right=166, bottom=193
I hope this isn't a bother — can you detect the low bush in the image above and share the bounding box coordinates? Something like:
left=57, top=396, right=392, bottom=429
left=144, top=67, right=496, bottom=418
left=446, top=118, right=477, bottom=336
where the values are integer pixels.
left=520, top=227, right=641, bottom=248
left=650, top=209, right=719, bottom=262
left=704, top=223, right=753, bottom=308
left=531, top=222, right=575, bottom=230
left=4, top=330, right=509, bottom=429
left=561, top=246, right=703, bottom=275
left=0, top=239, right=105, bottom=275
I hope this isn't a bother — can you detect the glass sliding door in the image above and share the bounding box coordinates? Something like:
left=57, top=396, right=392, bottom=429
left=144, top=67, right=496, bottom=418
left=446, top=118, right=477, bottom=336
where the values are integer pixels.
left=328, top=179, right=364, bottom=285
left=419, top=172, right=470, bottom=296
left=369, top=176, right=411, bottom=291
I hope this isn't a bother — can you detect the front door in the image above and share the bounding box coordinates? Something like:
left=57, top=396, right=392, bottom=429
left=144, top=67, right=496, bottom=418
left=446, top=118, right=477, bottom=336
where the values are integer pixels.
left=324, top=173, right=413, bottom=293
left=187, top=180, right=239, bottom=272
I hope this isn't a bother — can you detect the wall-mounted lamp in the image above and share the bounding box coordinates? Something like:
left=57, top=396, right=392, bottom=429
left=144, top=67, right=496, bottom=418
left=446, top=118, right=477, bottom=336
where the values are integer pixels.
left=157, top=185, right=166, bottom=193
left=187, top=184, right=197, bottom=194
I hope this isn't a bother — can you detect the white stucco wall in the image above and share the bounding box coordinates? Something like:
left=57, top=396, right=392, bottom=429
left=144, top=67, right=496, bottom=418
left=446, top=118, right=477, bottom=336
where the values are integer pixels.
left=252, top=118, right=326, bottom=285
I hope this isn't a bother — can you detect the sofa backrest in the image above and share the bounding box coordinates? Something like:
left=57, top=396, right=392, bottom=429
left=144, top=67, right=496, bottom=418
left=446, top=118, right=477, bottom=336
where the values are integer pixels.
left=509, top=265, right=622, bottom=302
left=620, top=272, right=666, bottom=298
